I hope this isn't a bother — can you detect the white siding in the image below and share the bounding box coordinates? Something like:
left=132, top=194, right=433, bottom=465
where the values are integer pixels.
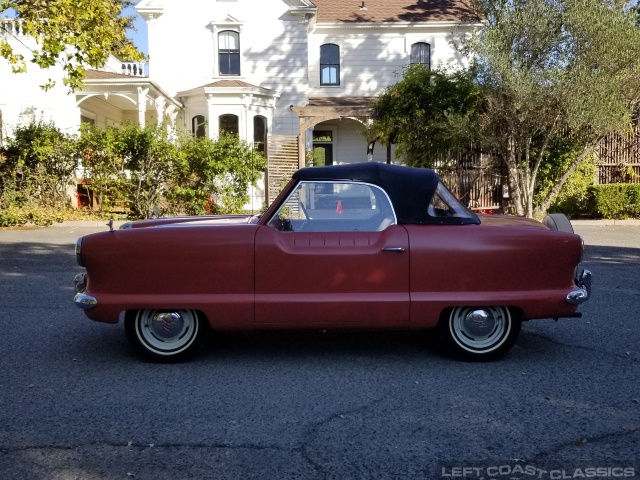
left=308, top=25, right=472, bottom=98
left=146, top=0, right=310, bottom=136
left=1, top=1, right=476, bottom=166
left=0, top=37, right=81, bottom=139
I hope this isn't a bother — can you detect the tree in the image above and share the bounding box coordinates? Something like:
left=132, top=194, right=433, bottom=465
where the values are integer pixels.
left=0, top=0, right=144, bottom=90
left=372, top=0, right=640, bottom=217
left=172, top=131, right=267, bottom=215
left=78, top=123, right=180, bottom=219
left=465, top=0, right=640, bottom=216
left=1, top=120, right=78, bottom=205
left=372, top=65, right=482, bottom=167
left=0, top=121, right=78, bottom=225
left=77, top=123, right=266, bottom=218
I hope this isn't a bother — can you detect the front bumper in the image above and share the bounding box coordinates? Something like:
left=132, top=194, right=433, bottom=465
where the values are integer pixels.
left=74, top=273, right=97, bottom=310
left=566, top=269, right=592, bottom=305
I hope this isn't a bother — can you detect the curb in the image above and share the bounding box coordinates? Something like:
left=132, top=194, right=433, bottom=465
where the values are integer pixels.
left=571, top=219, right=640, bottom=226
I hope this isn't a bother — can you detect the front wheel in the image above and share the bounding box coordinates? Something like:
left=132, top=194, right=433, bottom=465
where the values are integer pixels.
left=125, top=309, right=209, bottom=362
left=439, top=306, right=521, bottom=361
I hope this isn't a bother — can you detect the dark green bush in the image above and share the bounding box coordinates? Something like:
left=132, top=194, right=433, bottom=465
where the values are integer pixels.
left=544, top=158, right=596, bottom=218
left=588, top=184, right=640, bottom=218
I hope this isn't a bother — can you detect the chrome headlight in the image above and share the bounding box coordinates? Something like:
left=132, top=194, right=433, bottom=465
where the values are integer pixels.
left=75, top=237, right=84, bottom=267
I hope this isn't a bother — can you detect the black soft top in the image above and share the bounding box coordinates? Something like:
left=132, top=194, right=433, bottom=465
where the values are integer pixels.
left=293, top=162, right=479, bottom=225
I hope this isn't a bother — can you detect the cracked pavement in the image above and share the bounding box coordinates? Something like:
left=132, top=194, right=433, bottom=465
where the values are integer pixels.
left=0, top=223, right=638, bottom=479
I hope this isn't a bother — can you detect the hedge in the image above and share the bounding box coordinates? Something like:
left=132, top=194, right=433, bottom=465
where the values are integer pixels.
left=587, top=184, right=640, bottom=219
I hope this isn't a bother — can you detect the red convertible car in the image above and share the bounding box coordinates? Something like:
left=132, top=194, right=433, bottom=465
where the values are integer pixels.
left=73, top=163, right=591, bottom=362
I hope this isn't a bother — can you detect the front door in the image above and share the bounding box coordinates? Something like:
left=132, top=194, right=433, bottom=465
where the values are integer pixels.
left=255, top=180, right=410, bottom=327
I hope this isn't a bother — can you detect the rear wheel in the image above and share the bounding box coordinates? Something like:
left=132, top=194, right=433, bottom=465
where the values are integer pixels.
left=125, top=309, right=209, bottom=362
left=440, top=306, right=520, bottom=361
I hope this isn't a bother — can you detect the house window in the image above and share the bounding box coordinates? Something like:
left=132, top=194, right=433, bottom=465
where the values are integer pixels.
left=80, top=115, right=95, bottom=127
left=320, top=44, right=340, bottom=86
left=410, top=42, right=431, bottom=69
left=254, top=116, right=267, bottom=154
left=219, top=30, right=240, bottom=76
left=192, top=115, right=206, bottom=138
left=219, top=114, right=239, bottom=135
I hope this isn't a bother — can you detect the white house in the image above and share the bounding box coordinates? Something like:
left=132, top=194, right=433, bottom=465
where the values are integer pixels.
left=0, top=0, right=478, bottom=207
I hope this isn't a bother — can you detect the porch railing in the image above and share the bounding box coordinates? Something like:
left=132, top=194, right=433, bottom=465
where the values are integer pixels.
left=121, top=62, right=147, bottom=77
left=1, top=19, right=25, bottom=37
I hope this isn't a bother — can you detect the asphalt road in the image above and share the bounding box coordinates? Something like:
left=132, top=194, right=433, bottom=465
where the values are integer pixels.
left=0, top=222, right=638, bottom=480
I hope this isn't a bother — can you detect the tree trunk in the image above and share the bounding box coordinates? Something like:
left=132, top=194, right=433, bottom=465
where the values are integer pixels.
left=506, top=134, right=525, bottom=216
left=535, top=141, right=600, bottom=216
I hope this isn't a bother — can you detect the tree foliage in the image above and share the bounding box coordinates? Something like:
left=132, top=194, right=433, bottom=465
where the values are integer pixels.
left=77, top=123, right=178, bottom=218
left=0, top=121, right=77, bottom=225
left=372, top=0, right=640, bottom=217
left=77, top=123, right=266, bottom=218
left=372, top=65, right=482, bottom=167
left=1, top=121, right=266, bottom=225
left=466, top=0, right=640, bottom=216
left=0, top=0, right=144, bottom=90
left=171, top=132, right=267, bottom=215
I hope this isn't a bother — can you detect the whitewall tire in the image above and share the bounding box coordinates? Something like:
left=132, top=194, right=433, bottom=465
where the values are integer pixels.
left=125, top=309, right=208, bottom=362
left=440, top=306, right=521, bottom=361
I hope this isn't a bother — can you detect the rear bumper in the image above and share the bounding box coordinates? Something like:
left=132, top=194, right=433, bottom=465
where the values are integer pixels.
left=566, top=269, right=592, bottom=305
left=74, top=293, right=98, bottom=310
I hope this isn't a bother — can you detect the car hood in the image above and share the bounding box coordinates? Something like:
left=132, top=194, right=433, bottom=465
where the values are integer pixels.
left=122, top=214, right=260, bottom=229
left=477, top=214, right=548, bottom=229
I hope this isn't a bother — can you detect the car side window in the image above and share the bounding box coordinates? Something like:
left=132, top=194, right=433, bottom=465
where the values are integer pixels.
left=267, top=181, right=396, bottom=232
left=427, top=182, right=476, bottom=219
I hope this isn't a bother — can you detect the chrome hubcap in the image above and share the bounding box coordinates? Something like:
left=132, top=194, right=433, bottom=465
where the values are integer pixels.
left=463, top=309, right=496, bottom=337
left=151, top=312, right=185, bottom=340
left=450, top=306, right=510, bottom=352
left=137, top=310, right=198, bottom=354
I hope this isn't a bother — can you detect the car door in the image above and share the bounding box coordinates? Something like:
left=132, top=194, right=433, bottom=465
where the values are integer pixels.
left=255, top=180, right=410, bottom=327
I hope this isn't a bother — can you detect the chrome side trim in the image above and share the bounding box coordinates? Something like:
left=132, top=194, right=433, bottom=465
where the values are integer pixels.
left=74, top=293, right=97, bottom=310
left=566, top=269, right=592, bottom=305
left=381, top=247, right=406, bottom=252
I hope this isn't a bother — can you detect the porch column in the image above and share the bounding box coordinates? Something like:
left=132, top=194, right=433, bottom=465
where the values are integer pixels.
left=137, top=87, right=149, bottom=127
left=155, top=96, right=166, bottom=127
left=166, top=105, right=178, bottom=134
left=206, top=94, right=219, bottom=139
left=298, top=126, right=305, bottom=168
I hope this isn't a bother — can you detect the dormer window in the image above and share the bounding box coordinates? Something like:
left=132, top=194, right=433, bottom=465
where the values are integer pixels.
left=219, top=30, right=240, bottom=76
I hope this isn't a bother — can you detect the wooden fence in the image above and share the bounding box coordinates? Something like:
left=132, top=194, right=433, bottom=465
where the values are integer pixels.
left=264, top=119, right=640, bottom=213
left=595, top=115, right=640, bottom=184
left=266, top=135, right=299, bottom=203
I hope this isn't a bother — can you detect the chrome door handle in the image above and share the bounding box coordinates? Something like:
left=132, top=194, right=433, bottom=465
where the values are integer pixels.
left=381, top=247, right=405, bottom=252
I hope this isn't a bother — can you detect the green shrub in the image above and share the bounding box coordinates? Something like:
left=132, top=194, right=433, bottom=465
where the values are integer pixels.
left=545, top=159, right=596, bottom=218
left=588, top=184, right=640, bottom=218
